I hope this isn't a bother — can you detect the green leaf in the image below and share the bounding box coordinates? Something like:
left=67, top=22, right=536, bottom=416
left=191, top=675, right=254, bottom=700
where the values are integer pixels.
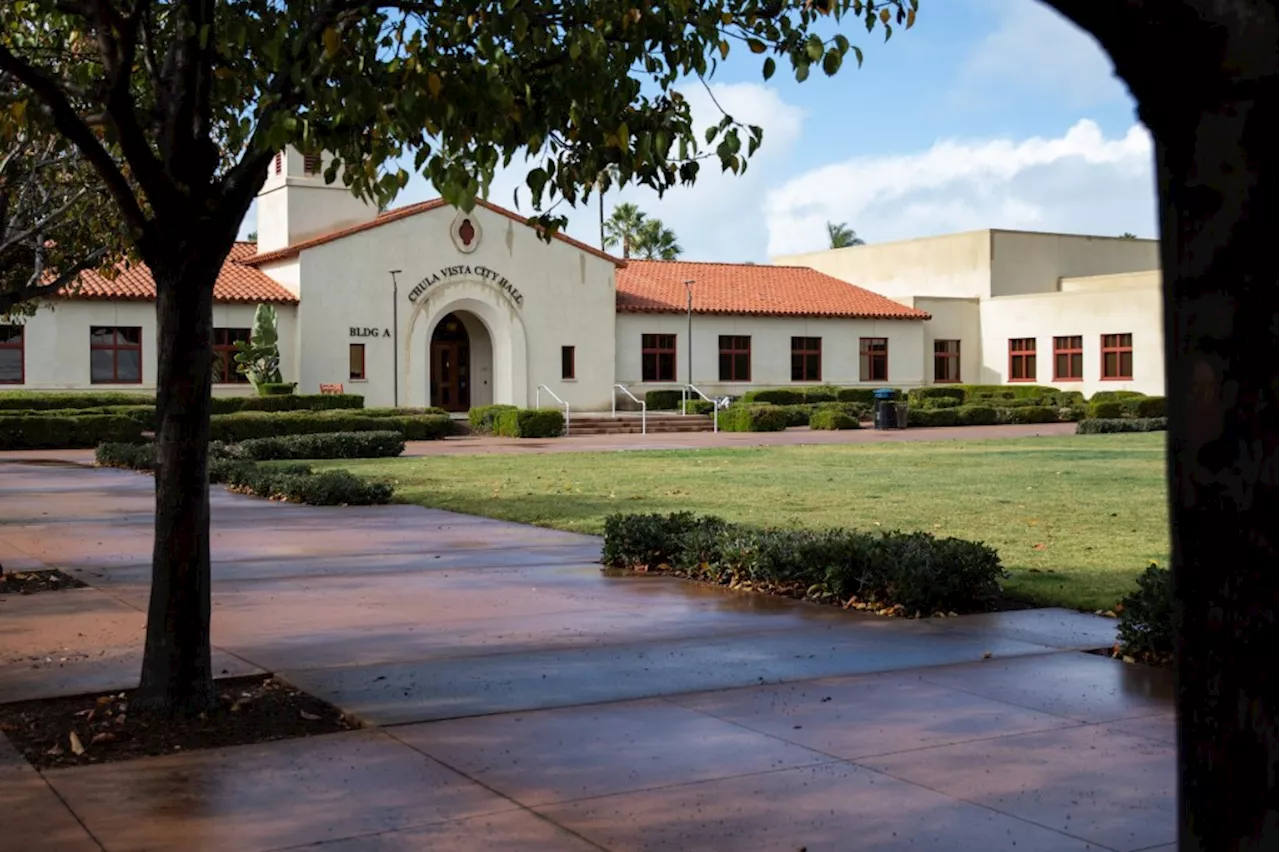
left=526, top=167, right=548, bottom=201
left=705, top=125, right=718, bottom=144
left=822, top=47, right=841, bottom=76
left=747, top=38, right=766, bottom=54
left=763, top=56, right=776, bottom=80
left=795, top=62, right=810, bottom=83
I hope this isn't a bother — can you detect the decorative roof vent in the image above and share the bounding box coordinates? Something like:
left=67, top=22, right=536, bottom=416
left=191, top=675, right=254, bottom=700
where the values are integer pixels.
left=450, top=209, right=481, bottom=254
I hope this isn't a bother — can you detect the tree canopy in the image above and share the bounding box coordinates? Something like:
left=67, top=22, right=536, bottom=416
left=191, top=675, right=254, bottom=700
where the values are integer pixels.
left=634, top=217, right=682, bottom=259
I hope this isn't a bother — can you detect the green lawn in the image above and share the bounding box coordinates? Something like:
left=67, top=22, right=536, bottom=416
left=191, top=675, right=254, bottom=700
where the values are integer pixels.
left=320, top=433, right=1169, bottom=611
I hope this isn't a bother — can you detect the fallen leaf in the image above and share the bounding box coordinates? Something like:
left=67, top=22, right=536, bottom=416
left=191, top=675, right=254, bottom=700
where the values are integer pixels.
left=299, top=710, right=321, bottom=721
left=45, top=744, right=63, bottom=756
left=89, top=732, right=115, bottom=745
left=69, top=730, right=85, bottom=756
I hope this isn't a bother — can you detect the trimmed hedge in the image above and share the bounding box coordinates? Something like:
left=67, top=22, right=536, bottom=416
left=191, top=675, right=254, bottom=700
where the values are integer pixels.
left=1076, top=417, right=1168, bottom=434
left=809, top=409, right=859, bottom=430
left=1123, top=396, right=1166, bottom=418
left=1002, top=405, right=1060, bottom=424
left=208, top=411, right=453, bottom=442
left=217, top=463, right=393, bottom=505
left=680, top=399, right=716, bottom=416
left=210, top=393, right=364, bottom=414
left=0, top=391, right=154, bottom=411
left=907, top=387, right=967, bottom=402
left=223, top=431, right=405, bottom=461
left=1117, top=562, right=1173, bottom=658
left=720, top=404, right=790, bottom=432
left=741, top=388, right=807, bottom=405
left=644, top=390, right=686, bottom=410
left=468, top=404, right=518, bottom=434
left=917, top=396, right=962, bottom=410
left=1089, top=390, right=1146, bottom=404
left=906, top=407, right=960, bottom=428
left=802, top=386, right=841, bottom=403
left=258, top=383, right=297, bottom=396
left=963, top=384, right=1062, bottom=400
left=0, top=414, right=145, bottom=450
left=956, top=405, right=999, bottom=426
left=95, top=442, right=155, bottom=470
left=1088, top=401, right=1125, bottom=419
left=601, top=512, right=1006, bottom=614
left=361, top=406, right=450, bottom=418
left=493, top=408, right=565, bottom=438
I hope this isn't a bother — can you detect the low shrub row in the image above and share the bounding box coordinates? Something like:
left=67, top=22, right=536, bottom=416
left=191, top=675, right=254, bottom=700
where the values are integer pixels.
left=493, top=408, right=565, bottom=438
left=719, top=404, right=790, bottom=432
left=96, top=443, right=394, bottom=506
left=602, top=512, right=1006, bottom=614
left=0, top=390, right=364, bottom=415
left=0, top=414, right=145, bottom=450
left=1076, top=417, right=1168, bottom=434
left=1087, top=396, right=1165, bottom=419
left=207, top=410, right=453, bottom=442
left=0, top=391, right=153, bottom=411
left=809, top=408, right=859, bottom=430
left=215, top=431, right=405, bottom=461
left=209, top=393, right=364, bottom=414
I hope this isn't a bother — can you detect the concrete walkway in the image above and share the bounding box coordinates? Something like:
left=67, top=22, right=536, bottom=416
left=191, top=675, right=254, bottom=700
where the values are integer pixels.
left=0, top=461, right=1173, bottom=851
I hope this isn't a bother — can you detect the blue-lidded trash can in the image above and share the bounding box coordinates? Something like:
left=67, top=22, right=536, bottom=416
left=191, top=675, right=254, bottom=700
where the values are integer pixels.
left=873, top=388, right=898, bottom=430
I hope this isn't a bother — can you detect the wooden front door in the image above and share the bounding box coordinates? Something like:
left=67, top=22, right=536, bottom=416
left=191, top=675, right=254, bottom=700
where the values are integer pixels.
left=430, top=313, right=471, bottom=411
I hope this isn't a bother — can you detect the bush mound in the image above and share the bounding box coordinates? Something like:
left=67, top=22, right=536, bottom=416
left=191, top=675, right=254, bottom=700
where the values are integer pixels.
left=0, top=414, right=145, bottom=450
left=468, top=404, right=518, bottom=434
left=493, top=408, right=565, bottom=438
left=1002, top=405, right=1060, bottom=424
left=809, top=409, right=859, bottom=430
left=95, top=442, right=155, bottom=470
left=209, top=393, right=364, bottom=414
left=680, top=399, right=716, bottom=416
left=1076, top=417, right=1168, bottom=434
left=221, top=431, right=405, bottom=461
left=0, top=391, right=154, bottom=411
left=1116, top=562, right=1173, bottom=660
left=257, top=382, right=297, bottom=396
left=602, top=512, right=1006, bottom=615
left=741, top=388, right=807, bottom=405
left=216, top=463, right=393, bottom=505
left=720, top=404, right=789, bottom=432
left=1089, top=390, right=1146, bottom=404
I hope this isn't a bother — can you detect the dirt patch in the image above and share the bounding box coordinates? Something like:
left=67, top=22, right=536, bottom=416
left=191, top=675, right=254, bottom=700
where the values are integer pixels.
left=0, top=569, right=88, bottom=595
left=0, top=674, right=355, bottom=769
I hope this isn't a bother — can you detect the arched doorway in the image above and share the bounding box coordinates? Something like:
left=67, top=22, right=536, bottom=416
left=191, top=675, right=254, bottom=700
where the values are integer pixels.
left=429, top=311, right=493, bottom=411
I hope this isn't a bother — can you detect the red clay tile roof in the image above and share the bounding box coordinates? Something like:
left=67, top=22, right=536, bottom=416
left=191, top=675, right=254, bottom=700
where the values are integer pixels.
left=246, top=198, right=624, bottom=266
left=61, top=242, right=297, bottom=304
left=616, top=260, right=930, bottom=320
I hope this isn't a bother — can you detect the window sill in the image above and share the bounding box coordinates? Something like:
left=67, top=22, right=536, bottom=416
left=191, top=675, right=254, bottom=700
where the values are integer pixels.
left=1100, top=377, right=1134, bottom=382
left=348, top=378, right=369, bottom=383
left=1008, top=379, right=1039, bottom=383
left=1052, top=377, right=1084, bottom=383
left=560, top=378, right=578, bottom=383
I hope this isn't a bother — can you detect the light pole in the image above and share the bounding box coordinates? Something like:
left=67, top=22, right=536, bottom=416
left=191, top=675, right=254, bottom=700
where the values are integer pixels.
left=683, top=279, right=695, bottom=389
left=388, top=269, right=402, bottom=408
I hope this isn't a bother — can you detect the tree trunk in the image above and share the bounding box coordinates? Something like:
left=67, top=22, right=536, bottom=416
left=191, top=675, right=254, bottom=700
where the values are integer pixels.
left=1150, top=63, right=1277, bottom=852
left=133, top=256, right=219, bottom=716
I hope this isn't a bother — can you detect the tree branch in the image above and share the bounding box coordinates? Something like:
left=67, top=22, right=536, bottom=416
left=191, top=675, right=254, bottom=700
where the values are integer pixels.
left=0, top=45, right=149, bottom=236
left=0, top=245, right=106, bottom=316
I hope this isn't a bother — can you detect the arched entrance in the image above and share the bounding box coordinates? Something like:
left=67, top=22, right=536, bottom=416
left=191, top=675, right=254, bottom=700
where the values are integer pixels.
left=429, top=311, right=493, bottom=411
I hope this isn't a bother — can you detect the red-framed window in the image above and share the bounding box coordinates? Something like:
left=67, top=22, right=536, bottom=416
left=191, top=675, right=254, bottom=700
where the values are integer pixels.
left=859, top=337, right=888, bottom=382
left=1053, top=335, right=1083, bottom=381
left=89, top=326, right=142, bottom=384
left=1101, top=333, right=1133, bottom=380
left=213, top=327, right=250, bottom=383
left=718, top=335, right=751, bottom=382
left=0, top=325, right=23, bottom=384
left=303, top=153, right=322, bottom=175
left=933, top=339, right=960, bottom=383
left=349, top=344, right=366, bottom=381
left=641, top=334, right=676, bottom=382
left=790, top=337, right=821, bottom=382
left=561, top=346, right=576, bottom=380
left=1008, top=338, right=1037, bottom=382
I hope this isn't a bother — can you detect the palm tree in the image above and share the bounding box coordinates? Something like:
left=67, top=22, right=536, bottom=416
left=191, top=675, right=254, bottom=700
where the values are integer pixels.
left=602, top=202, right=646, bottom=258
left=1120, top=232, right=1138, bottom=239
left=633, top=218, right=682, bottom=260
left=827, top=221, right=865, bottom=249
left=595, top=166, right=621, bottom=249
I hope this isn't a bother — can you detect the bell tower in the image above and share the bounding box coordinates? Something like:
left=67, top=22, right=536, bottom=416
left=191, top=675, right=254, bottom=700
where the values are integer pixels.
left=254, top=147, right=380, bottom=253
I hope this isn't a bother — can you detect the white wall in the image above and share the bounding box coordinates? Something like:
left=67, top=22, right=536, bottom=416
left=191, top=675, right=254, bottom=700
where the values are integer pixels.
left=905, top=297, right=982, bottom=385
left=978, top=271, right=1164, bottom=395
left=989, top=231, right=1160, bottom=297
left=9, top=300, right=297, bottom=395
left=255, top=149, right=380, bottom=253
left=614, top=313, right=927, bottom=398
left=773, top=231, right=993, bottom=299
left=286, top=203, right=618, bottom=410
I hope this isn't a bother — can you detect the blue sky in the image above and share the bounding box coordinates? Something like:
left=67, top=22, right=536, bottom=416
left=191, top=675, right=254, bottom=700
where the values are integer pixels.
left=241, top=0, right=1158, bottom=261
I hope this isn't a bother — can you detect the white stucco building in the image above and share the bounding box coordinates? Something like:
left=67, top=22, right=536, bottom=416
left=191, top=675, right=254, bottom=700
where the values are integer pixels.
left=0, top=149, right=1165, bottom=406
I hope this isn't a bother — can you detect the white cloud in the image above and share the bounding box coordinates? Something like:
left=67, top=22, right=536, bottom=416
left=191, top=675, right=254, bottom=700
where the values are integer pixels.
left=764, top=119, right=1157, bottom=256
left=392, top=82, right=806, bottom=262
left=954, top=0, right=1131, bottom=110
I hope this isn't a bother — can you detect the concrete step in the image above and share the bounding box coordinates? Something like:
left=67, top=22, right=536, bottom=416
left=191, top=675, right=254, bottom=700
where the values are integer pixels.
left=568, top=413, right=716, bottom=435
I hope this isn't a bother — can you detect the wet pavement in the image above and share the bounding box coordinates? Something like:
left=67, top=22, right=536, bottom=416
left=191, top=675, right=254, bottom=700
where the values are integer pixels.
left=0, top=461, right=1174, bottom=851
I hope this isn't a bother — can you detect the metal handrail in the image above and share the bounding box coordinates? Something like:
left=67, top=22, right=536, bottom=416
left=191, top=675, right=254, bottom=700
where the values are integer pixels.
left=682, top=383, right=729, bottom=433
left=536, top=385, right=570, bottom=435
left=612, top=384, right=647, bottom=435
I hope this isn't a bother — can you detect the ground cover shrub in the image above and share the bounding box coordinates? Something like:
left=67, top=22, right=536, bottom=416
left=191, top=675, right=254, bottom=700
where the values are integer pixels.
left=1003, top=405, right=1060, bottom=424
left=208, top=411, right=452, bottom=442
left=257, top=382, right=297, bottom=396
left=772, top=404, right=814, bottom=427
left=907, top=387, right=967, bottom=403
left=809, top=409, right=859, bottom=430
left=643, top=390, right=685, bottom=410
left=95, top=442, right=155, bottom=470
left=0, top=414, right=145, bottom=450
left=741, top=388, right=807, bottom=405
left=1088, top=401, right=1126, bottom=419
left=602, top=512, right=1005, bottom=615
left=802, top=386, right=841, bottom=403
left=0, top=391, right=155, bottom=411
left=361, top=406, right=449, bottom=418
left=493, top=408, right=565, bottom=438
left=834, top=387, right=901, bottom=404
left=720, top=404, right=789, bottom=432
left=226, top=431, right=404, bottom=461
left=680, top=399, right=715, bottom=415
left=814, top=401, right=871, bottom=421
left=215, top=462, right=392, bottom=505
left=963, top=384, right=1061, bottom=401
left=917, top=396, right=962, bottom=409
left=1122, top=396, right=1166, bottom=418
left=1076, top=417, right=1168, bottom=434
left=1116, top=562, right=1173, bottom=660
left=468, top=404, right=518, bottom=434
